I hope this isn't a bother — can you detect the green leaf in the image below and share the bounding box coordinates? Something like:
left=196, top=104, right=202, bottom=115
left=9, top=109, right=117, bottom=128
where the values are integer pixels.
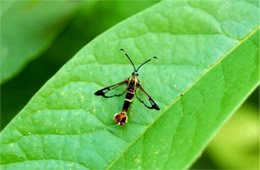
left=0, top=0, right=158, bottom=130
left=0, top=0, right=83, bottom=84
left=0, top=0, right=259, bottom=169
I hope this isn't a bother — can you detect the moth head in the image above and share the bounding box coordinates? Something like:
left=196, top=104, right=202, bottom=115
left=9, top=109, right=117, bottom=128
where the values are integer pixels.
left=132, top=71, right=139, bottom=76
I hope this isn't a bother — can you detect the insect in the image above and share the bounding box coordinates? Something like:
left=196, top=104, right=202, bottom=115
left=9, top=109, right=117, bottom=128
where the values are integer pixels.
left=94, top=49, right=160, bottom=125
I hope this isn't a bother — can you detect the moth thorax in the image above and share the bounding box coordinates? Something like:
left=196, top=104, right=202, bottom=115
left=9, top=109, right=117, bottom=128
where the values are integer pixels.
left=114, top=112, right=128, bottom=125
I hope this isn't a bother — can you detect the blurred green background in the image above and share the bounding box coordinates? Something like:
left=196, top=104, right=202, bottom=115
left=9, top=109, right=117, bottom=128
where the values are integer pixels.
left=1, top=1, right=259, bottom=169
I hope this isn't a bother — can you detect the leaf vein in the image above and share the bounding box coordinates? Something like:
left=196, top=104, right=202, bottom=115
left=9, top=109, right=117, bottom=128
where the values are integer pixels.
left=106, top=26, right=260, bottom=169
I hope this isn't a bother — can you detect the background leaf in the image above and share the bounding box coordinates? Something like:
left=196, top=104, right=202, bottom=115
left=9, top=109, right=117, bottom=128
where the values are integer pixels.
left=0, top=0, right=259, bottom=169
left=207, top=102, right=259, bottom=169
left=0, top=0, right=83, bottom=84
left=191, top=88, right=259, bottom=169
left=0, top=0, right=158, bottom=130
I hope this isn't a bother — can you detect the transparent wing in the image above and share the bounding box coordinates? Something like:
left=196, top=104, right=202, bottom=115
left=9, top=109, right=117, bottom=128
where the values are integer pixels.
left=94, top=80, right=127, bottom=98
left=136, top=84, right=160, bottom=110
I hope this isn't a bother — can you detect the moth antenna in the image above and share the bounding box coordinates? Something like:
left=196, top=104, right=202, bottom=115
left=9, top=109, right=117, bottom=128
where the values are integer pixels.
left=136, top=56, right=157, bottom=71
left=120, top=49, right=136, bottom=71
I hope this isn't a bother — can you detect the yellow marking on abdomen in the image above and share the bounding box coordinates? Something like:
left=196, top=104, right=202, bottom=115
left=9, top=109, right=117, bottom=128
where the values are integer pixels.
left=125, top=98, right=133, bottom=102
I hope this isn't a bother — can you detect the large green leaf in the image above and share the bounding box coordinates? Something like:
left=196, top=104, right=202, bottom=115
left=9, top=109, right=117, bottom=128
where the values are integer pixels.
left=0, top=0, right=158, bottom=130
left=0, top=0, right=259, bottom=169
left=0, top=0, right=83, bottom=84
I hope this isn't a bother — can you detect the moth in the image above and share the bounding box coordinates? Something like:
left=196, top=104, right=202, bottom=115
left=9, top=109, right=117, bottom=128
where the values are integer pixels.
left=94, top=49, right=160, bottom=125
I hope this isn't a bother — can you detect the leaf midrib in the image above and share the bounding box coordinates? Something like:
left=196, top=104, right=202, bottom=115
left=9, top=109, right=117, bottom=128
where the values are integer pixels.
left=106, top=26, right=260, bottom=169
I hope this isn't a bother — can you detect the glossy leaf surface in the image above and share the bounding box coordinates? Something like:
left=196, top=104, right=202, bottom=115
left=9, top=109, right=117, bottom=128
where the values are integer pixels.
left=0, top=0, right=259, bottom=169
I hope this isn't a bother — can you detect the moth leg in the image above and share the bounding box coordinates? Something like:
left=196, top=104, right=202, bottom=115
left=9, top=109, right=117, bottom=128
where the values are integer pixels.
left=139, top=80, right=146, bottom=84
left=128, top=104, right=133, bottom=116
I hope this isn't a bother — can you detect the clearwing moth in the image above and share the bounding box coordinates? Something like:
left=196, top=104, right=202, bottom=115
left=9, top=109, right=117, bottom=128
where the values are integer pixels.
left=94, top=49, right=159, bottom=125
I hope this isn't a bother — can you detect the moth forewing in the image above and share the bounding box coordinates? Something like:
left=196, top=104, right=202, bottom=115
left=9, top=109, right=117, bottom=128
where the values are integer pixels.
left=94, top=80, right=128, bottom=98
